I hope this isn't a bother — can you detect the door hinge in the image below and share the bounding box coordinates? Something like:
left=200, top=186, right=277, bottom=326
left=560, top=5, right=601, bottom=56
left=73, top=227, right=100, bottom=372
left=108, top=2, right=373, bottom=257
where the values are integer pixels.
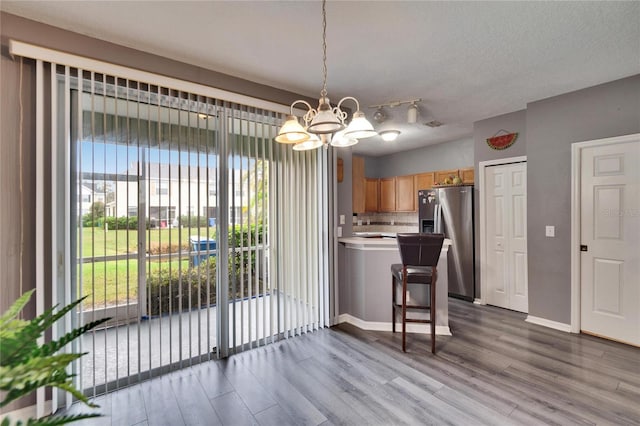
left=580, top=245, right=588, bottom=252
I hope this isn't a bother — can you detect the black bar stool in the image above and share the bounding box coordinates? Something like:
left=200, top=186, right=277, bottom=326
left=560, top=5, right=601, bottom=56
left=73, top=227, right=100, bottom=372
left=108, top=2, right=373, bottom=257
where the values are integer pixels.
left=391, top=233, right=445, bottom=353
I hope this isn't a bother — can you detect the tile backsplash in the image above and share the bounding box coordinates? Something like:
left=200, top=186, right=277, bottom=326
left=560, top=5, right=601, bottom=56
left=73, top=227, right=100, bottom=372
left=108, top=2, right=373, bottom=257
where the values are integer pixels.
left=353, top=212, right=418, bottom=233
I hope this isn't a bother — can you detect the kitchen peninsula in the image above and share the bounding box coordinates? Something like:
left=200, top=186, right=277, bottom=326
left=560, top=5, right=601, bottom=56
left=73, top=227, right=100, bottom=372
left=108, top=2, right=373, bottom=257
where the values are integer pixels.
left=337, top=236, right=452, bottom=335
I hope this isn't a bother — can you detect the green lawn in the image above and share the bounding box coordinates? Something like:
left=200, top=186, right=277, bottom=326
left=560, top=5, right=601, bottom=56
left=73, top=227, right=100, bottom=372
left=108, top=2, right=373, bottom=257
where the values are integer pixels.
left=81, top=258, right=190, bottom=306
left=78, top=224, right=257, bottom=307
left=79, top=227, right=215, bottom=258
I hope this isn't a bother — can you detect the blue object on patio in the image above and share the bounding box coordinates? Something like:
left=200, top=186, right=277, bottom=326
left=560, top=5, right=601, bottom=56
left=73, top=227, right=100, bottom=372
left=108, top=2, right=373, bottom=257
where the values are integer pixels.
left=208, top=217, right=216, bottom=227
left=189, top=236, right=217, bottom=267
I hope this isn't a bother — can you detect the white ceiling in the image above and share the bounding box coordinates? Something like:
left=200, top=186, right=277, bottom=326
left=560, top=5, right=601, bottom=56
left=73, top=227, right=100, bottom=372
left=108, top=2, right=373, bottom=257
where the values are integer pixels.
left=3, top=1, right=639, bottom=156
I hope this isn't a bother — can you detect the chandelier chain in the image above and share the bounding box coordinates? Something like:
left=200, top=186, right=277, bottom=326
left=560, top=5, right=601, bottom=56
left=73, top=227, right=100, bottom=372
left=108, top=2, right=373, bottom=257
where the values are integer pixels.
left=321, top=0, right=328, bottom=98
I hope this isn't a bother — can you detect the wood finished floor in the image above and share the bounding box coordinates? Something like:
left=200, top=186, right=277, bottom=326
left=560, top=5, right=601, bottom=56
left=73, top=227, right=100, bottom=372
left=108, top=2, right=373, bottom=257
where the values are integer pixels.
left=65, top=299, right=640, bottom=425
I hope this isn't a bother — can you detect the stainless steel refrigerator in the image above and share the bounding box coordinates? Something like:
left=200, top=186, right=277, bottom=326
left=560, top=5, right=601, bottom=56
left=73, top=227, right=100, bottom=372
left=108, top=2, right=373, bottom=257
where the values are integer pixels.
left=420, top=185, right=475, bottom=300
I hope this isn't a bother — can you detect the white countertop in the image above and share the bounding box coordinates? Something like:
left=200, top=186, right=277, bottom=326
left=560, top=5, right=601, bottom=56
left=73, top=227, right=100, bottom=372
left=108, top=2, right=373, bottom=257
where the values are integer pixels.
left=339, top=236, right=451, bottom=248
left=338, top=236, right=399, bottom=247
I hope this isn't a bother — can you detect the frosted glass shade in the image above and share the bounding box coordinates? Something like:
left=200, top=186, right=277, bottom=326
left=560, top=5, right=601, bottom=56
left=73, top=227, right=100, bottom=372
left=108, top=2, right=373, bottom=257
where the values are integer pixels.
left=293, top=133, right=323, bottom=151
left=330, top=129, right=358, bottom=147
left=275, top=116, right=310, bottom=144
left=343, top=111, right=377, bottom=139
left=307, top=109, right=345, bottom=134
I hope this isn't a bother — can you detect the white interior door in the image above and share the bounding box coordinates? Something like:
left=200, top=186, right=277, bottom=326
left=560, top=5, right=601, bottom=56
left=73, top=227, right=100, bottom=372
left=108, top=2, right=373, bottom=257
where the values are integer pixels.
left=580, top=139, right=640, bottom=345
left=485, top=162, right=528, bottom=313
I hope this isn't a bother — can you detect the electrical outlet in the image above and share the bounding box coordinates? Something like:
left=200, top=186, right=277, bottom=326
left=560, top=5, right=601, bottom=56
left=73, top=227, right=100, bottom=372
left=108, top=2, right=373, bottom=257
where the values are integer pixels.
left=367, top=219, right=370, bottom=225
left=545, top=226, right=555, bottom=237
left=357, top=220, right=362, bottom=226
left=336, top=226, right=342, bottom=237
left=339, top=214, right=345, bottom=225
left=391, top=220, right=395, bottom=226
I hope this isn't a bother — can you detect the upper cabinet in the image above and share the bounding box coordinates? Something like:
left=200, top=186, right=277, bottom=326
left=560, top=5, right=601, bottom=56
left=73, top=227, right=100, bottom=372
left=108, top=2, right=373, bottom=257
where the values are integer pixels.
left=434, top=169, right=460, bottom=185
left=351, top=155, right=474, bottom=215
left=396, top=175, right=416, bottom=211
left=379, top=178, right=396, bottom=212
left=459, top=167, right=475, bottom=184
left=352, top=156, right=365, bottom=213
left=415, top=172, right=435, bottom=191
left=364, top=178, right=379, bottom=212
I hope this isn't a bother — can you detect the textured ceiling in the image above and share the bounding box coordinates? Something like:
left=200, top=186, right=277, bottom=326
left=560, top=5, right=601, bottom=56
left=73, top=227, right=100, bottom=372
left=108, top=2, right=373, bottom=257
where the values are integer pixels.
left=2, top=1, right=639, bottom=156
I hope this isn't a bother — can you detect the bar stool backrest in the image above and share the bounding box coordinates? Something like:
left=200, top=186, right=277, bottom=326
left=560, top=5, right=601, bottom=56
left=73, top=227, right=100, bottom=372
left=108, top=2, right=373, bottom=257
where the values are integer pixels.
left=396, top=233, right=445, bottom=267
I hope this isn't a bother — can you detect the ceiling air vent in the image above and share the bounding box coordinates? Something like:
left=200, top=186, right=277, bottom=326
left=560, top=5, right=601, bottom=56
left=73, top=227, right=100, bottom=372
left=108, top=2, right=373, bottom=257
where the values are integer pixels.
left=424, top=120, right=443, bottom=128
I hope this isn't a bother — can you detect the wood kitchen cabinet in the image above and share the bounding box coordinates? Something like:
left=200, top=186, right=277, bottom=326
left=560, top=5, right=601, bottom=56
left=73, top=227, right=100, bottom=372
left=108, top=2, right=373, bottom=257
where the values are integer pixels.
left=364, top=178, right=379, bottom=212
left=434, top=169, right=460, bottom=185
left=352, top=156, right=365, bottom=213
left=415, top=172, right=435, bottom=191
left=459, top=167, right=475, bottom=184
left=379, top=177, right=396, bottom=212
left=396, top=175, right=416, bottom=211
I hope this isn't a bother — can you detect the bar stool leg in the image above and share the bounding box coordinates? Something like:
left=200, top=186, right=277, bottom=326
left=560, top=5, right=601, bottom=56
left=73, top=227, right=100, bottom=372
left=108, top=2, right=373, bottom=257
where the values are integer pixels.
left=402, top=269, right=407, bottom=352
left=431, top=268, right=437, bottom=354
left=392, top=276, right=396, bottom=333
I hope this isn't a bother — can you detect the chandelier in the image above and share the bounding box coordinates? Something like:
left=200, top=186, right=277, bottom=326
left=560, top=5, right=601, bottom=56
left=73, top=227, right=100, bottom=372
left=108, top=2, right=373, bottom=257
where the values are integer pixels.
left=274, top=0, right=377, bottom=150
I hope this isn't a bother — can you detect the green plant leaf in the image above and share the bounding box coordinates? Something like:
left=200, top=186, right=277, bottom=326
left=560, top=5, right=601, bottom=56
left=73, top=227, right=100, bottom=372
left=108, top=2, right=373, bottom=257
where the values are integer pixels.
left=23, top=413, right=102, bottom=426
left=0, top=291, right=104, bottom=424
left=0, top=290, right=35, bottom=328
left=1, top=297, right=90, bottom=366
left=0, top=354, right=80, bottom=407
left=55, top=382, right=99, bottom=408
left=32, top=318, right=110, bottom=358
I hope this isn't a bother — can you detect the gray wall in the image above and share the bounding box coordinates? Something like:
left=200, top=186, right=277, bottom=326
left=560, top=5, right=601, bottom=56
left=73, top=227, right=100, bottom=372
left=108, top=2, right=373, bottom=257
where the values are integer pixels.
left=526, top=75, right=640, bottom=324
left=1, top=13, right=313, bottom=108
left=364, top=137, right=474, bottom=178
left=473, top=110, right=527, bottom=298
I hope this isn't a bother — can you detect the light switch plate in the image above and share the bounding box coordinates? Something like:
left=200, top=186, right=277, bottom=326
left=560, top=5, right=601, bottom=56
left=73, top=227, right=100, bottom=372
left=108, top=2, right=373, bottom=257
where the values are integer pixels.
left=339, top=214, right=345, bottom=225
left=545, top=226, right=555, bottom=237
left=336, top=226, right=342, bottom=237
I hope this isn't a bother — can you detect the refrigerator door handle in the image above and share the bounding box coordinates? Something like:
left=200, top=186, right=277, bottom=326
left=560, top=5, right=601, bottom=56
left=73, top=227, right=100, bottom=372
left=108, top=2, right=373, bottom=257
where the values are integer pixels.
left=434, top=204, right=441, bottom=233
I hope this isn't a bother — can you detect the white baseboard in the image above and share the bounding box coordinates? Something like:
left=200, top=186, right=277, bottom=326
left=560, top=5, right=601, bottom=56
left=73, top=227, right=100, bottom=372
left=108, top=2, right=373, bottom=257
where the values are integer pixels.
left=473, top=298, right=484, bottom=305
left=337, top=313, right=452, bottom=336
left=0, top=401, right=52, bottom=423
left=525, top=315, right=572, bottom=333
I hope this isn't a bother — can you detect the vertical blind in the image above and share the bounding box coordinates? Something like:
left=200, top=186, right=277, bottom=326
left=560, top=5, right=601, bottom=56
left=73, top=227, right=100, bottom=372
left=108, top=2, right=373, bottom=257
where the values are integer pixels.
left=11, top=40, right=332, bottom=415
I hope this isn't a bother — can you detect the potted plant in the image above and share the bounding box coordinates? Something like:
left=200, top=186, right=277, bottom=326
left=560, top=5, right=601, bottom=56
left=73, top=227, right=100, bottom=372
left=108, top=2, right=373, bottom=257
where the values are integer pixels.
left=0, top=290, right=109, bottom=425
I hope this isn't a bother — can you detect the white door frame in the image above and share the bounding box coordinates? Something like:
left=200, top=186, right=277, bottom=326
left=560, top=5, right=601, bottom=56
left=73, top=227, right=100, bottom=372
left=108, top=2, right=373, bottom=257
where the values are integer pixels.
left=570, top=133, right=640, bottom=333
left=478, top=155, right=527, bottom=305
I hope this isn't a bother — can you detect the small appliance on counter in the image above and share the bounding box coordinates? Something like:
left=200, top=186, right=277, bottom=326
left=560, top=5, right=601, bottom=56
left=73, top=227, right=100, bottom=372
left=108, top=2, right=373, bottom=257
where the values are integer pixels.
left=418, top=185, right=475, bottom=301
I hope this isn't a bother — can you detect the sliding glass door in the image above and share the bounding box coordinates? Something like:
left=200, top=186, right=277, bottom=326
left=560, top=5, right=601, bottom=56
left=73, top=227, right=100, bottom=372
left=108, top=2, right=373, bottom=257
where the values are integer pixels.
left=34, top=59, right=331, bottom=401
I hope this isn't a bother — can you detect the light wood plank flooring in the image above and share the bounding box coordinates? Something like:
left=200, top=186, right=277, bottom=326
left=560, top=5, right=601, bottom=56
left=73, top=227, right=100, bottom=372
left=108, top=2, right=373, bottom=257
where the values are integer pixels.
left=64, top=299, right=640, bottom=425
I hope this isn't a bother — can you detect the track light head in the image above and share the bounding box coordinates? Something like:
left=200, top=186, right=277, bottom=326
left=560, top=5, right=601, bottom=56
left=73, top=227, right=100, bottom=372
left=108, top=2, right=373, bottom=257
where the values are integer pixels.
left=407, top=103, right=418, bottom=124
left=373, top=107, right=387, bottom=123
